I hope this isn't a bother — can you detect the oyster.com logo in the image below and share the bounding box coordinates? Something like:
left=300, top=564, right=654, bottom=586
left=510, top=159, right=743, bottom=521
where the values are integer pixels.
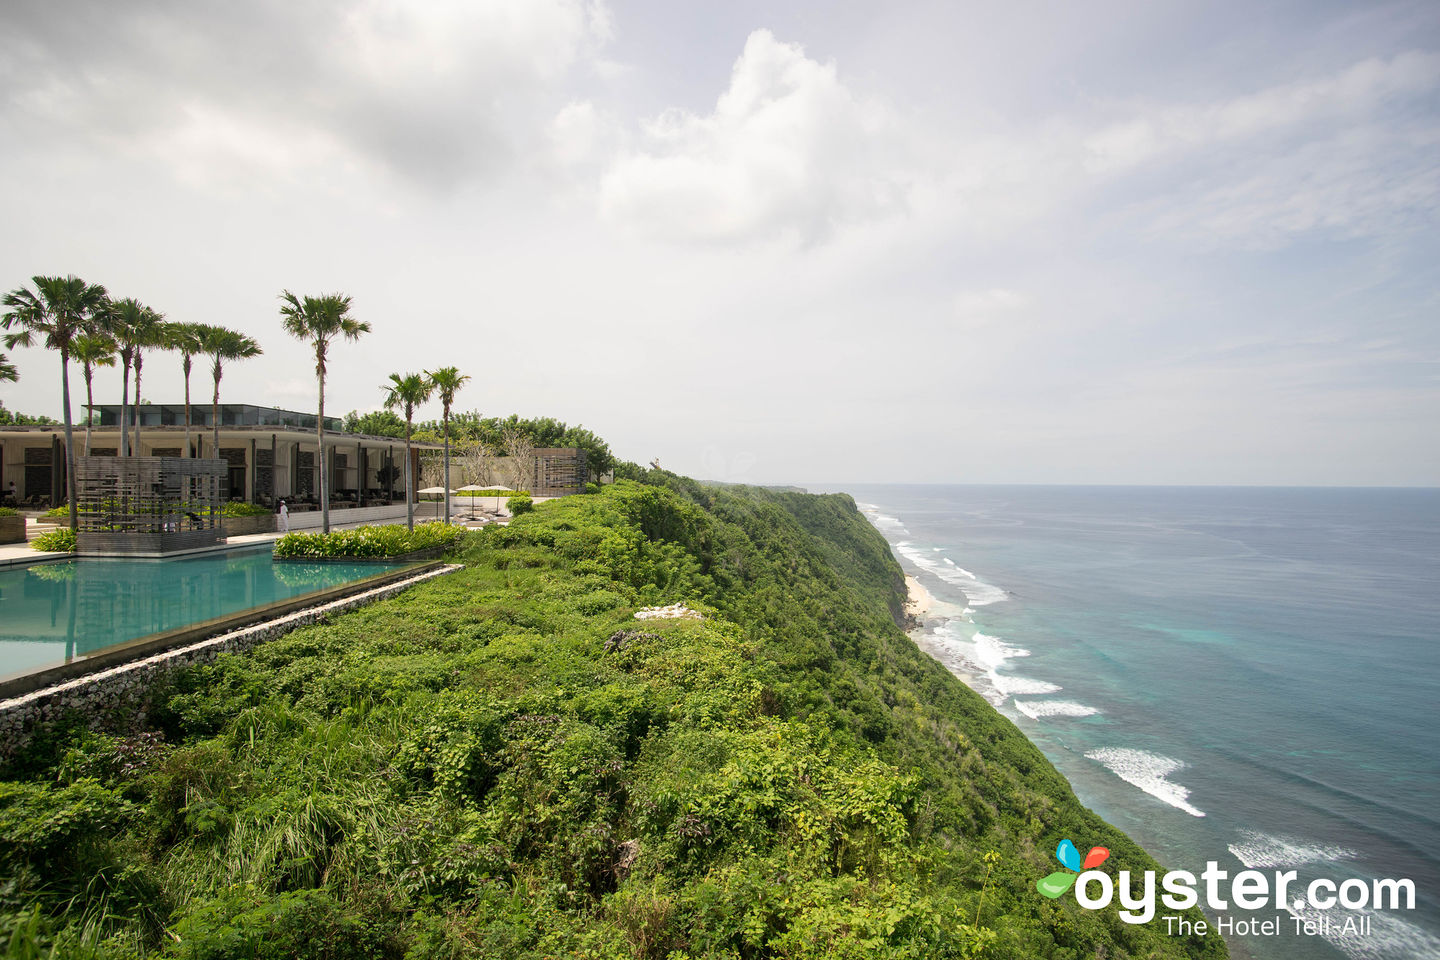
left=1037, top=839, right=1110, bottom=899
left=1033, top=836, right=1417, bottom=937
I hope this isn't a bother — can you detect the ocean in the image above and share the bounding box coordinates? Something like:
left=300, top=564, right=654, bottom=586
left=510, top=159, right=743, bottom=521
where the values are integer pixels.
left=830, top=484, right=1440, bottom=960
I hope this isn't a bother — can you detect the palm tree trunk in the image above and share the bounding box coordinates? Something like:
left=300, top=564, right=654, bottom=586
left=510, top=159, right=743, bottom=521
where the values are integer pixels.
left=442, top=410, right=451, bottom=525
left=183, top=357, right=192, bottom=458
left=60, top=353, right=78, bottom=531
left=83, top=368, right=94, bottom=456
left=211, top=360, right=221, bottom=460
left=404, top=422, right=414, bottom=531
left=318, top=372, right=329, bottom=534
left=119, top=360, right=130, bottom=458
left=132, top=351, right=143, bottom=456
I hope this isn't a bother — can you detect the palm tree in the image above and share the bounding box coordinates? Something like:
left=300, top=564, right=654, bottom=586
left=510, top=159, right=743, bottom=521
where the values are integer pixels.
left=107, top=298, right=151, bottom=457
left=71, top=333, right=117, bottom=455
left=2, top=275, right=110, bottom=529
left=125, top=305, right=166, bottom=456
left=279, top=291, right=370, bottom=534
left=201, top=326, right=262, bottom=463
left=166, top=322, right=209, bottom=457
left=425, top=367, right=469, bottom=525
left=382, top=372, right=433, bottom=531
left=0, top=353, right=16, bottom=383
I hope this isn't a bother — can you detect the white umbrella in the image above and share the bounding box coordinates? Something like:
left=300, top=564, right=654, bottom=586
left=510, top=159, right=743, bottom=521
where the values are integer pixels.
left=457, top=484, right=488, bottom=519
left=417, top=486, right=453, bottom=520
left=485, top=485, right=514, bottom=514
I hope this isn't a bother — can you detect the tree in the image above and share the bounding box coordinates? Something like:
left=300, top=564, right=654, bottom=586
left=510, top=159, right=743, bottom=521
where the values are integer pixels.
left=71, top=333, right=116, bottom=455
left=125, top=305, right=167, bottom=456
left=341, top=409, right=406, bottom=438
left=107, top=298, right=164, bottom=457
left=382, top=372, right=433, bottom=531
left=2, top=275, right=109, bottom=529
left=201, top=327, right=262, bottom=465
left=500, top=424, right=535, bottom=492
left=425, top=366, right=469, bottom=525
left=0, top=352, right=17, bottom=383
left=280, top=291, right=370, bottom=534
left=166, top=322, right=208, bottom=458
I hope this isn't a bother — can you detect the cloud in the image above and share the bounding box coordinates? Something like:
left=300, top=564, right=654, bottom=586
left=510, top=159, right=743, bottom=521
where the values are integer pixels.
left=0, top=0, right=615, bottom=191
left=598, top=29, right=910, bottom=244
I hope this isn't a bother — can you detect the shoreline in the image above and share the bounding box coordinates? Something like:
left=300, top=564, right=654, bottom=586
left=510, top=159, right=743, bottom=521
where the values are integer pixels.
left=903, top=574, right=935, bottom=623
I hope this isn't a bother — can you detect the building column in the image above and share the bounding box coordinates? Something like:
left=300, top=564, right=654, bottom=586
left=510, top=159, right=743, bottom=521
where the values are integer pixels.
left=247, top=438, right=256, bottom=502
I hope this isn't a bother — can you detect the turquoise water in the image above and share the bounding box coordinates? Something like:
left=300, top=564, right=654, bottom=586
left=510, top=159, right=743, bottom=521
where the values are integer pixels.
left=0, top=547, right=403, bottom=680
left=833, top=485, right=1440, bottom=960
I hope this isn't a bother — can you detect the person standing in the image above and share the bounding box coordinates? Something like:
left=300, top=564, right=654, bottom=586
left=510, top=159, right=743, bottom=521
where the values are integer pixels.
left=278, top=499, right=289, bottom=533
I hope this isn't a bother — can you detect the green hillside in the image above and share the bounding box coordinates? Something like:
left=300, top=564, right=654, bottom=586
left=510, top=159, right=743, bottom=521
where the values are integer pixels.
left=0, top=476, right=1225, bottom=959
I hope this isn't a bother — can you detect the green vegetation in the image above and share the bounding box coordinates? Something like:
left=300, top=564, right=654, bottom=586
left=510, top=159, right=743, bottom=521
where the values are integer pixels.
left=3, top=275, right=111, bottom=531
left=457, top=488, right=527, bottom=498
left=30, top=528, right=76, bottom=552
left=199, top=327, right=262, bottom=460
left=0, top=479, right=1222, bottom=958
left=341, top=408, right=407, bottom=438
left=163, top=322, right=208, bottom=459
left=222, top=502, right=271, bottom=518
left=427, top=366, right=470, bottom=526
left=506, top=492, right=534, bottom=516
left=382, top=372, right=433, bottom=532
left=0, top=506, right=18, bottom=517
left=0, top=403, right=57, bottom=425
left=71, top=333, right=117, bottom=456
left=280, top=291, right=371, bottom=534
left=272, top=522, right=465, bottom=559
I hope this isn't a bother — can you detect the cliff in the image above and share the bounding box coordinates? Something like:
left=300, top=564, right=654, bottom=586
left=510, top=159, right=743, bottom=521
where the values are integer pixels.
left=0, top=476, right=1225, bottom=958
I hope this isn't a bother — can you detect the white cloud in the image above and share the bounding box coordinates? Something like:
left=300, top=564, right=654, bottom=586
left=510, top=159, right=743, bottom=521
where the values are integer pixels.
left=1083, top=52, right=1440, bottom=171
left=1, top=0, right=617, bottom=192
left=598, top=29, right=910, bottom=244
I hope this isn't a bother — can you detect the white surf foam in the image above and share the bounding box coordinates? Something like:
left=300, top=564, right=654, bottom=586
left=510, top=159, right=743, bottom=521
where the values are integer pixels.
left=1228, top=831, right=1357, bottom=869
left=894, top=542, right=1008, bottom=607
left=858, top=504, right=910, bottom=536
left=1285, top=899, right=1440, bottom=960
left=992, top=675, right=1063, bottom=696
left=1014, top=700, right=1100, bottom=719
left=1085, top=748, right=1206, bottom=818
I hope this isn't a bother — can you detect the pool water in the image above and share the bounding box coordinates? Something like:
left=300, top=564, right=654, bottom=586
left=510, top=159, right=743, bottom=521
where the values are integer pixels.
left=0, top=547, right=404, bottom=680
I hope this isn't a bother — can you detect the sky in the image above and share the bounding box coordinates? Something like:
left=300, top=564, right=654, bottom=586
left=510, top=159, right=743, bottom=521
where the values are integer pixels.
left=0, top=0, right=1436, bottom=486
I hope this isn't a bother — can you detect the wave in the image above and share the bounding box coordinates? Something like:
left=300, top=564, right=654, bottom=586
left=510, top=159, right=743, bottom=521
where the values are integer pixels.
left=1014, top=700, right=1100, bottom=719
left=894, top=542, right=1009, bottom=607
left=1228, top=830, right=1357, bottom=869
left=1285, top=899, right=1440, bottom=960
left=857, top=503, right=910, bottom=536
left=1085, top=747, right=1206, bottom=818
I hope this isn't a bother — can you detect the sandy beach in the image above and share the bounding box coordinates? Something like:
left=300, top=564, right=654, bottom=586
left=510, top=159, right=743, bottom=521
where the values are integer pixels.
left=904, top=574, right=935, bottom=622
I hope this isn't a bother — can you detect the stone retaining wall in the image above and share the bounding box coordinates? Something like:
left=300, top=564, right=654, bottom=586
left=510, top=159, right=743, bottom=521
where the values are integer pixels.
left=0, top=564, right=460, bottom=762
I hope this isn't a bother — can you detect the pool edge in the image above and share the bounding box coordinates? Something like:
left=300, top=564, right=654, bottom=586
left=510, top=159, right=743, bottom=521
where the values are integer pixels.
left=0, top=560, right=448, bottom=700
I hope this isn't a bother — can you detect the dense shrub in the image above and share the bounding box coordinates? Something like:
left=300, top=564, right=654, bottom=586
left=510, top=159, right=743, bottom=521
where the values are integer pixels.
left=272, top=523, right=465, bottom=559
left=506, top=493, right=533, bottom=516
left=0, top=506, right=18, bottom=517
left=30, top=528, right=76, bottom=552
left=222, top=502, right=271, bottom=517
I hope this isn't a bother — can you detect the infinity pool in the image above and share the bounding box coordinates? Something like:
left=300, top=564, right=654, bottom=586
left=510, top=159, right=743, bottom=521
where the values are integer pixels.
left=0, top=547, right=405, bottom=681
